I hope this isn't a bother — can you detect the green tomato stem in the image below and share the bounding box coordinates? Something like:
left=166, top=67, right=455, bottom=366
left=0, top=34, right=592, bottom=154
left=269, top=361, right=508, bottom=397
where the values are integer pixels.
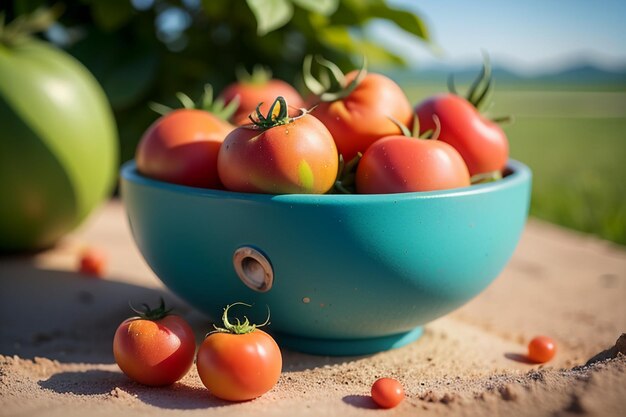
left=129, top=297, right=173, bottom=321
left=149, top=83, right=239, bottom=121
left=236, top=64, right=272, bottom=85
left=248, top=96, right=307, bottom=129
left=0, top=6, right=63, bottom=46
left=303, top=55, right=367, bottom=103
left=211, top=302, right=270, bottom=335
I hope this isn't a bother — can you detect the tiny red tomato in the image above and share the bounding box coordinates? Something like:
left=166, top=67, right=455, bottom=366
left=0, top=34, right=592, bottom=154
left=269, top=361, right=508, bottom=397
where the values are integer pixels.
left=196, top=303, right=282, bottom=402
left=528, top=336, right=556, bottom=363
left=79, top=247, right=107, bottom=277
left=371, top=378, right=405, bottom=409
left=113, top=299, right=196, bottom=386
left=355, top=135, right=470, bottom=194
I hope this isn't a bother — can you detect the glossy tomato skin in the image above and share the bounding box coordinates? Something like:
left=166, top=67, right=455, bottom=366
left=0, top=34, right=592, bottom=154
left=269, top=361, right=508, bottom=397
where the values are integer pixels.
left=371, top=378, right=405, bottom=409
left=311, top=71, right=413, bottom=161
left=415, top=93, right=509, bottom=176
left=136, top=109, right=233, bottom=188
left=196, top=330, right=282, bottom=401
left=219, top=79, right=304, bottom=125
left=356, top=136, right=470, bottom=194
left=527, top=336, right=556, bottom=363
left=217, top=112, right=338, bottom=194
left=113, top=315, right=196, bottom=386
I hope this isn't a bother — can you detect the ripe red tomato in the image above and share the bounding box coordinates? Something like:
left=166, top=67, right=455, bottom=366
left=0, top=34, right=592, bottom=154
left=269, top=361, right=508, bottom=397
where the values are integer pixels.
left=310, top=70, right=413, bottom=161
left=217, top=96, right=338, bottom=194
left=136, top=109, right=233, bottom=188
left=414, top=93, right=509, bottom=176
left=527, top=336, right=556, bottom=363
left=196, top=303, right=282, bottom=402
left=356, top=135, right=470, bottom=194
left=371, top=378, right=405, bottom=409
left=218, top=71, right=304, bottom=125
left=113, top=299, right=196, bottom=386
left=78, top=247, right=107, bottom=277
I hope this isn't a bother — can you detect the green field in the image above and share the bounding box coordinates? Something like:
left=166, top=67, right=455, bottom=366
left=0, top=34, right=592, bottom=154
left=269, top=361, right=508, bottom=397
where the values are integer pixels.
left=403, top=84, right=626, bottom=246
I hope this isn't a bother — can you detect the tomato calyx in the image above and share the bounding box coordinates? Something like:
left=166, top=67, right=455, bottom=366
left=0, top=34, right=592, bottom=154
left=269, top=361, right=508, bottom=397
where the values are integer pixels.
left=210, top=302, right=270, bottom=335
left=235, top=64, right=273, bottom=86
left=149, top=84, right=239, bottom=121
left=129, top=297, right=173, bottom=321
left=447, top=53, right=513, bottom=125
left=247, top=96, right=306, bottom=129
left=391, top=115, right=441, bottom=141
left=303, top=55, right=367, bottom=103
left=0, top=6, right=63, bottom=46
left=447, top=52, right=493, bottom=111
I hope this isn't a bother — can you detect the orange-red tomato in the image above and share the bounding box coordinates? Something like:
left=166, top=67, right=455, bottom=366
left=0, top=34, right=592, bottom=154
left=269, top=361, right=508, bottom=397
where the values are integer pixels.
left=527, top=336, right=556, bottom=363
left=136, top=109, right=233, bottom=188
left=219, top=79, right=304, bottom=125
left=371, top=378, right=405, bottom=409
left=356, top=136, right=470, bottom=194
left=79, top=247, right=107, bottom=277
left=217, top=98, right=338, bottom=194
left=196, top=329, right=282, bottom=402
left=113, top=302, right=196, bottom=386
left=311, top=71, right=413, bottom=161
left=196, top=303, right=282, bottom=402
left=415, top=93, right=509, bottom=176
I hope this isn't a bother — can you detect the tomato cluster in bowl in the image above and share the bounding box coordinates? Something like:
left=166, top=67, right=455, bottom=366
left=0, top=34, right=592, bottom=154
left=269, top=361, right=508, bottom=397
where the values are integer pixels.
left=135, top=57, right=509, bottom=195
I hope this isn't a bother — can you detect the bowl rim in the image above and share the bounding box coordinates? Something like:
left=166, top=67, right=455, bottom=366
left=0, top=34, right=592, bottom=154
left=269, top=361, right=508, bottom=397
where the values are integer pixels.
left=120, top=159, right=531, bottom=205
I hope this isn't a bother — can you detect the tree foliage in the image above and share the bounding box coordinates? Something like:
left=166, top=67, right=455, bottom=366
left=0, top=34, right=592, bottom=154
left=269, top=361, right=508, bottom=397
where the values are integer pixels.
left=6, top=0, right=429, bottom=163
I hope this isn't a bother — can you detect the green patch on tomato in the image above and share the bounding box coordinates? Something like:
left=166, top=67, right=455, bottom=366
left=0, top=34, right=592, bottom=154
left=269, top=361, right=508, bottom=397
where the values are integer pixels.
left=298, top=160, right=314, bottom=191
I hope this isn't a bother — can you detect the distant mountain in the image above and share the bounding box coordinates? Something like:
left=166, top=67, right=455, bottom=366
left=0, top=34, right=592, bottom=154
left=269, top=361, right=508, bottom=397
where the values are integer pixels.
left=532, top=64, right=626, bottom=85
left=383, top=63, right=626, bottom=88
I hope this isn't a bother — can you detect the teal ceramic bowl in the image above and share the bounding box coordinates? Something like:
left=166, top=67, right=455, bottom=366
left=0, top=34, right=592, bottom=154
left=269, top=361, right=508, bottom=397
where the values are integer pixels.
left=121, top=160, right=531, bottom=355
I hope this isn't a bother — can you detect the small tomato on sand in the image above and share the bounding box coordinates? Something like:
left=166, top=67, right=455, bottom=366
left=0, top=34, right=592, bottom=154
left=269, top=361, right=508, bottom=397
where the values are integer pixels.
left=528, top=336, right=556, bottom=363
left=371, top=377, right=405, bottom=409
left=113, top=299, right=196, bottom=386
left=196, top=303, right=282, bottom=402
left=79, top=247, right=107, bottom=277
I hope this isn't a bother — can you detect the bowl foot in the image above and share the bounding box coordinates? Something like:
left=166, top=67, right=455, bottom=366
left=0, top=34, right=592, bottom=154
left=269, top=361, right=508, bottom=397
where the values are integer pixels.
left=275, top=326, right=424, bottom=356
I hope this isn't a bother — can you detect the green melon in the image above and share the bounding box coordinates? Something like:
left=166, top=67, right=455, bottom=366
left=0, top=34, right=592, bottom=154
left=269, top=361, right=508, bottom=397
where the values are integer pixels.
left=0, top=38, right=118, bottom=251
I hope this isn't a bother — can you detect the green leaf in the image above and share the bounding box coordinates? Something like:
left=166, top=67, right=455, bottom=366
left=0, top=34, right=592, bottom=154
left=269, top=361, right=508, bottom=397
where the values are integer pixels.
left=69, top=30, right=158, bottom=110
left=369, top=4, right=429, bottom=42
left=292, top=0, right=339, bottom=16
left=201, top=0, right=230, bottom=18
left=90, top=0, right=134, bottom=31
left=101, top=52, right=159, bottom=110
left=246, top=0, right=294, bottom=36
left=317, top=26, right=404, bottom=67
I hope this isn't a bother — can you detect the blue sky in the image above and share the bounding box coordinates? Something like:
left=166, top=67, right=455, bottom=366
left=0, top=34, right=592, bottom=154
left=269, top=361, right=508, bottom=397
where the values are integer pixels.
left=370, top=0, right=626, bottom=74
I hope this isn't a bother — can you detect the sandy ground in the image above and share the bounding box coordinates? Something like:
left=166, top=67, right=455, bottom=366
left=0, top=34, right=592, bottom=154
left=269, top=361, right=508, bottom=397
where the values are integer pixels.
left=0, top=201, right=625, bottom=416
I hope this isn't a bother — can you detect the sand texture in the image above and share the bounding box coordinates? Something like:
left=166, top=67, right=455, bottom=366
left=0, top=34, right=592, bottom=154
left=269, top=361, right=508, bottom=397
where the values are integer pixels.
left=1, top=201, right=625, bottom=416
